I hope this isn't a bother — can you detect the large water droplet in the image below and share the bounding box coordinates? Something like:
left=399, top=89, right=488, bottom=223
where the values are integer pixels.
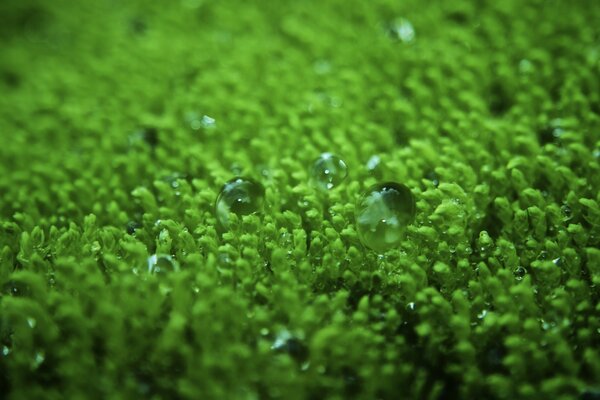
left=355, top=182, right=416, bottom=253
left=310, top=153, right=348, bottom=191
left=215, top=177, right=265, bottom=229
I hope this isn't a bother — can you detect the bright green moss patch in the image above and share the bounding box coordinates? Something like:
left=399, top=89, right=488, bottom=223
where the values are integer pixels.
left=1, top=0, right=600, bottom=399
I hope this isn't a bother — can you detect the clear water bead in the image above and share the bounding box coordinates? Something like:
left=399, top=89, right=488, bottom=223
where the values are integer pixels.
left=311, top=153, right=348, bottom=191
left=215, top=177, right=265, bottom=229
left=148, top=254, right=179, bottom=274
left=355, top=182, right=416, bottom=253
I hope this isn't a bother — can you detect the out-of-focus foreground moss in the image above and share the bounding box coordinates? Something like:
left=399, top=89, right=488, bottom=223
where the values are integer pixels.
left=1, top=0, right=599, bottom=399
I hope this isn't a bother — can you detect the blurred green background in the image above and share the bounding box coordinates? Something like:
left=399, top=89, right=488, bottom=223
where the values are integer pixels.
left=0, top=0, right=599, bottom=399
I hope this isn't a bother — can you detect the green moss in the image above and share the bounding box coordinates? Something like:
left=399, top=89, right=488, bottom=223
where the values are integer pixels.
left=0, top=0, right=599, bottom=398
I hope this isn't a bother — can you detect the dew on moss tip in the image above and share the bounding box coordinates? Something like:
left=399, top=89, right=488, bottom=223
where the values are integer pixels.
left=215, top=177, right=265, bottom=229
left=310, top=153, right=348, bottom=191
left=355, top=182, right=416, bottom=253
left=147, top=254, right=179, bottom=274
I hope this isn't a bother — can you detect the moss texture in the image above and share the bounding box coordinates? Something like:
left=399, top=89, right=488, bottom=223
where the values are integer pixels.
left=1, top=0, right=599, bottom=399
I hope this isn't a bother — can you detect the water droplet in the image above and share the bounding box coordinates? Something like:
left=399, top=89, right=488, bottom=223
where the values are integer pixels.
left=32, top=351, right=45, bottom=368
left=201, top=115, right=216, bottom=128
left=2, top=280, right=31, bottom=297
left=27, top=317, right=37, bottom=329
left=388, top=18, right=415, bottom=43
left=129, top=127, right=158, bottom=148
left=424, top=171, right=440, bottom=187
left=540, top=319, right=553, bottom=331
left=147, top=254, right=180, bottom=274
left=407, top=302, right=416, bottom=311
left=310, top=153, right=348, bottom=191
left=552, top=257, right=562, bottom=266
left=186, top=113, right=216, bottom=130
left=514, top=266, right=527, bottom=280
left=271, top=330, right=309, bottom=362
left=477, top=310, right=488, bottom=319
left=518, top=59, right=533, bottom=74
left=355, top=182, right=416, bottom=253
left=367, top=155, right=381, bottom=171
left=2, top=346, right=10, bottom=356
left=215, top=177, right=265, bottom=229
left=126, top=221, right=142, bottom=235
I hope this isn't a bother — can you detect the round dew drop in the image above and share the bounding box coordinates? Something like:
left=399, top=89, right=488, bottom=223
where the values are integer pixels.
left=148, top=254, right=179, bottom=275
left=355, top=182, right=416, bottom=253
left=215, top=177, right=265, bottom=229
left=310, top=153, right=348, bottom=191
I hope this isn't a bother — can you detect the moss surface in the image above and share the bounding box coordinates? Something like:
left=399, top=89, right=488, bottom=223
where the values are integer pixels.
left=1, top=0, right=599, bottom=399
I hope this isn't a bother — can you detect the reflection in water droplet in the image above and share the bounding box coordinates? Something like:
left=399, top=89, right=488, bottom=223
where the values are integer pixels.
left=355, top=182, right=416, bottom=253
left=311, top=153, right=348, bottom=191
left=215, top=177, right=265, bottom=229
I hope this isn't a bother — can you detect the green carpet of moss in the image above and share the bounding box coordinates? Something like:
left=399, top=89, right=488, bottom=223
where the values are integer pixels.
left=1, top=0, right=599, bottom=398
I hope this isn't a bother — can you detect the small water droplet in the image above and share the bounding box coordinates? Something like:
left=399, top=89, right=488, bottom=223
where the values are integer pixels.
left=477, top=310, right=488, bottom=319
left=367, top=155, right=381, bottom=171
left=201, top=115, right=216, bottom=128
left=407, top=302, right=416, bottom=311
left=540, top=319, right=553, bottom=331
left=424, top=171, right=439, bottom=187
left=147, top=254, right=180, bottom=274
left=32, top=351, right=45, bottom=368
left=126, top=221, right=142, bottom=235
left=2, top=346, right=10, bottom=356
left=310, top=153, right=348, bottom=191
left=271, top=330, right=309, bottom=362
left=514, top=266, right=527, bottom=280
left=27, top=317, right=37, bottom=329
left=215, top=177, right=265, bottom=229
left=129, top=127, right=158, bottom=148
left=518, top=59, right=533, bottom=74
left=355, top=182, right=416, bottom=253
left=2, top=280, right=31, bottom=297
left=552, top=257, right=562, bottom=266
left=388, top=18, right=415, bottom=42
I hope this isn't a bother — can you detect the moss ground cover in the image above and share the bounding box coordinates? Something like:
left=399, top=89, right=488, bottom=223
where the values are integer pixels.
left=0, top=0, right=599, bottom=398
